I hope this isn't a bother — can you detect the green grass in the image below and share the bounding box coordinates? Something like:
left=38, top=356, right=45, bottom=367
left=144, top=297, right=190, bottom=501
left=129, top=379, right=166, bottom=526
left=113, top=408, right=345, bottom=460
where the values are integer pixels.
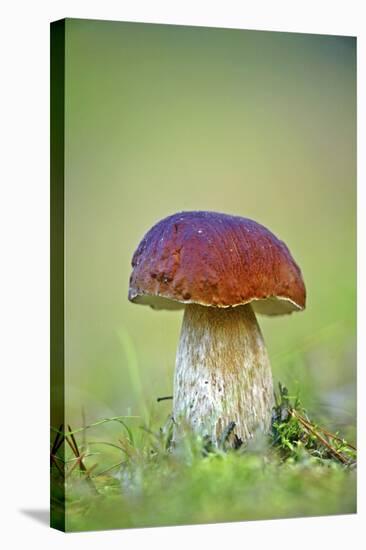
left=51, top=386, right=356, bottom=532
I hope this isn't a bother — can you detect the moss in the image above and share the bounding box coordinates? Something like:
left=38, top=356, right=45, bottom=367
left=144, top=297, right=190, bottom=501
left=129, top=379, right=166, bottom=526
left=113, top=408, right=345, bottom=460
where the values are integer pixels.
left=51, top=385, right=357, bottom=532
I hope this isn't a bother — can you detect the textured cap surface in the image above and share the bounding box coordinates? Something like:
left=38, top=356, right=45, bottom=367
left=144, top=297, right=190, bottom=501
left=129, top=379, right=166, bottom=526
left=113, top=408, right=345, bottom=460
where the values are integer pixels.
left=128, top=211, right=306, bottom=315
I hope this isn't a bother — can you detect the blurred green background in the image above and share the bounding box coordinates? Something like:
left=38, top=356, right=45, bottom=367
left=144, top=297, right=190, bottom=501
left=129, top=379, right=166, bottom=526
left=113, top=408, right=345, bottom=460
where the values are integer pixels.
left=64, top=19, right=356, bottom=443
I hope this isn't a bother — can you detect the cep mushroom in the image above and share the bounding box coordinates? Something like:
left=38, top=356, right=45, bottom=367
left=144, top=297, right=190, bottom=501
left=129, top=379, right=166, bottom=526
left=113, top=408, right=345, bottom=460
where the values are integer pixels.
left=128, top=211, right=306, bottom=446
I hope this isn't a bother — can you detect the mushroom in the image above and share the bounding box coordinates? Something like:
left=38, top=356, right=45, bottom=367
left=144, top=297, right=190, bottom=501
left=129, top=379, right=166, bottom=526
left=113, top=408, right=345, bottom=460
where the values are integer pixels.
left=128, top=211, right=306, bottom=446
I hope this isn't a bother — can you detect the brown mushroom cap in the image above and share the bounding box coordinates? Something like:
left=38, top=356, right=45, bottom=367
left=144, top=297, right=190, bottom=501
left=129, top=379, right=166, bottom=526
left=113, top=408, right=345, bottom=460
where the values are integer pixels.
left=128, top=211, right=306, bottom=315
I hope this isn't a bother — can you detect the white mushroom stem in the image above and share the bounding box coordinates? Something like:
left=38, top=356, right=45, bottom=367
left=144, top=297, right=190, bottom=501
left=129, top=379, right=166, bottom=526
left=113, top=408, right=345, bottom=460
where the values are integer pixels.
left=173, top=303, right=274, bottom=446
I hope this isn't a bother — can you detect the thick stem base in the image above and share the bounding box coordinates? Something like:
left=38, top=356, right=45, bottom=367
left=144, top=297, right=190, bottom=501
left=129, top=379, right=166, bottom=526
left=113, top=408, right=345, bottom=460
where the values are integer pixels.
left=173, top=303, right=274, bottom=446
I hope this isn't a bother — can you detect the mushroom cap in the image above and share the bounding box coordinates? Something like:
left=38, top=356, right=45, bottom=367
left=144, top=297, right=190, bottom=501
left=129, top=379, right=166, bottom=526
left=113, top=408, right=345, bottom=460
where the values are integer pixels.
left=128, top=211, right=306, bottom=315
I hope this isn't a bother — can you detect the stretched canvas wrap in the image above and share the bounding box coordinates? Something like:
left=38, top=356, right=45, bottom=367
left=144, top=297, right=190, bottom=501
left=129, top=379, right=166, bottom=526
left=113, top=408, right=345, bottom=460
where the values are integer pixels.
left=50, top=18, right=357, bottom=532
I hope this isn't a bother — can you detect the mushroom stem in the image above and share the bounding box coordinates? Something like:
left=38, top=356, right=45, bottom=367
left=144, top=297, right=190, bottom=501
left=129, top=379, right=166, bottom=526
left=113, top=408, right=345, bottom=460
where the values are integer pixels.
left=173, top=303, right=274, bottom=446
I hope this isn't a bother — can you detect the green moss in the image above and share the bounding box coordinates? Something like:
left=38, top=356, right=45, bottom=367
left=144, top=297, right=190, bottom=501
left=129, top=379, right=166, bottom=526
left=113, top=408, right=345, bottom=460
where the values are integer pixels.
left=51, top=386, right=356, bottom=532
